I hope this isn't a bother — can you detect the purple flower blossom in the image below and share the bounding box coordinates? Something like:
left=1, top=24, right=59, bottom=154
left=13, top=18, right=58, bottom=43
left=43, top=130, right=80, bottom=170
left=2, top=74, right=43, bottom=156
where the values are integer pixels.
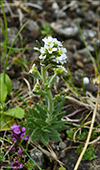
left=11, top=133, right=13, bottom=137
left=18, top=150, right=22, bottom=155
left=13, top=137, right=16, bottom=141
left=19, top=164, right=23, bottom=168
left=13, top=127, right=21, bottom=135
left=10, top=125, right=27, bottom=170
left=12, top=147, right=15, bottom=151
left=15, top=160, right=18, bottom=164
left=20, top=132, right=28, bottom=140
left=10, top=124, right=20, bottom=129
left=10, top=124, right=28, bottom=141
left=21, top=127, right=26, bottom=132
left=10, top=160, right=23, bottom=170
left=10, top=162, right=14, bottom=166
left=24, top=135, right=29, bottom=140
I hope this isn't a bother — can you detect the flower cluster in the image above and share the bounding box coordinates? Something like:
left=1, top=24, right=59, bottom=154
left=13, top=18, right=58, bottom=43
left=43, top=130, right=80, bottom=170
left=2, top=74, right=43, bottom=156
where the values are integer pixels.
left=10, top=124, right=28, bottom=141
left=10, top=148, right=23, bottom=169
left=10, top=161, right=23, bottom=170
left=34, top=36, right=67, bottom=65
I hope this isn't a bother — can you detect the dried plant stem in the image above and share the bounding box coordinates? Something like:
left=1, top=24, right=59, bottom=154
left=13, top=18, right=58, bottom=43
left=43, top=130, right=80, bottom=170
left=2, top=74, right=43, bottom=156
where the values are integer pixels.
left=74, top=84, right=100, bottom=170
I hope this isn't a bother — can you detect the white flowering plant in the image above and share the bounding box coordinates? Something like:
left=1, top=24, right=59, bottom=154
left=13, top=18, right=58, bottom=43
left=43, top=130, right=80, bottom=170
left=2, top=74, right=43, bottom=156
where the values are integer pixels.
left=27, top=36, right=68, bottom=146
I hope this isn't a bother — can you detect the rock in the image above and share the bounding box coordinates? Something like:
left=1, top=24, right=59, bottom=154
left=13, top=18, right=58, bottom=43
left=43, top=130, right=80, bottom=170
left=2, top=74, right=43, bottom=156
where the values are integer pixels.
left=91, top=1, right=100, bottom=7
left=84, top=83, right=98, bottom=93
left=24, top=19, right=40, bottom=39
left=7, top=27, right=20, bottom=46
left=73, top=53, right=82, bottom=61
left=63, top=39, right=81, bottom=52
left=83, top=10, right=96, bottom=23
left=11, top=79, right=20, bottom=90
left=76, top=48, right=92, bottom=62
left=52, top=2, right=67, bottom=19
left=82, top=29, right=97, bottom=42
left=25, top=20, right=39, bottom=32
left=59, top=142, right=66, bottom=150
left=51, top=20, right=79, bottom=38
left=30, top=149, right=44, bottom=169
left=52, top=2, right=59, bottom=10
left=66, top=51, right=75, bottom=69
left=76, top=60, right=84, bottom=68
left=60, top=150, right=66, bottom=159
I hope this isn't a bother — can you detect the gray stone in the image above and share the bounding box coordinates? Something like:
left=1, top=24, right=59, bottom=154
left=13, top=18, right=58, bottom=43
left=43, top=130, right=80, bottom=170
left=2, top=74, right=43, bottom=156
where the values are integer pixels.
left=60, top=150, right=66, bottom=158
left=30, top=149, right=44, bottom=169
left=11, top=79, right=20, bottom=90
left=25, top=20, right=39, bottom=32
left=7, top=27, right=20, bottom=46
left=51, top=21, right=79, bottom=38
left=59, top=141, right=66, bottom=150
left=82, top=29, right=97, bottom=41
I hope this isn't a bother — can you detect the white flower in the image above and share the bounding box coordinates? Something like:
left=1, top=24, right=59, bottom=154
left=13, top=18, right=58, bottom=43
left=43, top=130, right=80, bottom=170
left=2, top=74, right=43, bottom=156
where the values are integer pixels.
left=44, top=44, right=57, bottom=54
left=29, top=69, right=32, bottom=73
left=42, top=36, right=63, bottom=47
left=33, top=36, right=67, bottom=65
left=56, top=54, right=67, bottom=64
left=29, top=63, right=36, bottom=73
left=59, top=47, right=67, bottom=55
left=57, top=65, right=68, bottom=74
left=40, top=47, right=46, bottom=54
left=53, top=38, right=63, bottom=46
left=38, top=47, right=46, bottom=59
left=42, top=36, right=54, bottom=46
left=32, top=79, right=39, bottom=91
left=34, top=47, right=40, bottom=51
left=54, top=65, right=68, bottom=74
left=39, top=54, right=46, bottom=60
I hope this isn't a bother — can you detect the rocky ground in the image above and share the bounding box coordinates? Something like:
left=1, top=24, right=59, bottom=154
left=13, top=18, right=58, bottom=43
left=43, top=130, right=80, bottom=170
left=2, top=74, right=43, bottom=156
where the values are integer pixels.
left=0, top=0, right=100, bottom=170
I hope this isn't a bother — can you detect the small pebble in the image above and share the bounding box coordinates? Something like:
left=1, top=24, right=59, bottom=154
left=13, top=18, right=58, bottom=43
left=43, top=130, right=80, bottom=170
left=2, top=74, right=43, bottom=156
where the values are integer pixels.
left=83, top=77, right=90, bottom=85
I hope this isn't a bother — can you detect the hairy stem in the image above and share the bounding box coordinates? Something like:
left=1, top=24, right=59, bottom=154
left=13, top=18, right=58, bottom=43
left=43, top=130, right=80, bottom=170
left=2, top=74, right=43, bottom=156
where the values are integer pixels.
left=41, top=65, right=53, bottom=121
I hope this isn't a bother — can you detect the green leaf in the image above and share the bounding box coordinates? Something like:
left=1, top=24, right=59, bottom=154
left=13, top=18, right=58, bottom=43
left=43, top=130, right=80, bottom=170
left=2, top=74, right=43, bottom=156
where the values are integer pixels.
left=59, top=167, right=66, bottom=170
left=0, top=114, right=16, bottom=131
left=34, top=119, right=48, bottom=126
left=82, top=146, right=96, bottom=161
left=30, top=73, right=42, bottom=81
left=49, top=134, right=61, bottom=141
left=32, top=128, right=42, bottom=136
left=41, top=132, right=49, bottom=146
left=56, top=111, right=66, bottom=120
left=50, top=120, right=67, bottom=130
left=33, top=91, right=46, bottom=96
left=29, top=108, right=40, bottom=119
left=0, top=79, right=8, bottom=103
left=77, top=145, right=96, bottom=161
left=48, top=129, right=61, bottom=141
left=34, top=103, right=47, bottom=120
left=48, top=115, right=57, bottom=123
left=31, top=128, right=42, bottom=143
left=66, top=129, right=75, bottom=139
left=43, top=23, right=50, bottom=30
left=0, top=73, right=12, bottom=95
left=0, top=151, right=5, bottom=161
left=4, top=106, right=25, bottom=119
left=54, top=98, right=65, bottom=115
left=78, top=132, right=87, bottom=141
left=47, top=75, right=54, bottom=86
